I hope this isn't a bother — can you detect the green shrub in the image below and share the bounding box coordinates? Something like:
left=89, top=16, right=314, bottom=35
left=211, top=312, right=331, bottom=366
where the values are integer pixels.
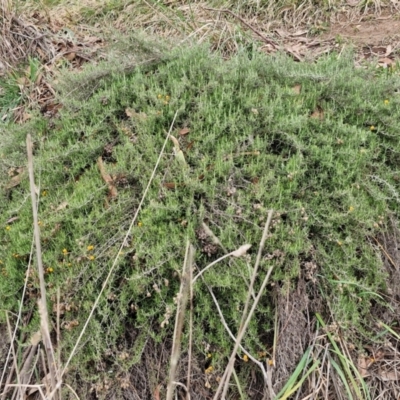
left=1, top=41, right=400, bottom=395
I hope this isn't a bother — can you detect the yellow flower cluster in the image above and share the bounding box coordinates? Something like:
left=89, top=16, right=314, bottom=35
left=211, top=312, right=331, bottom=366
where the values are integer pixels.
left=87, top=244, right=95, bottom=261
left=157, top=94, right=170, bottom=105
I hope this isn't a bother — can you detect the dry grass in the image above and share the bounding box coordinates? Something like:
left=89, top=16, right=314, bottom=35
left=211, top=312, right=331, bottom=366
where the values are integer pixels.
left=3, top=0, right=397, bottom=73
left=0, top=1, right=56, bottom=73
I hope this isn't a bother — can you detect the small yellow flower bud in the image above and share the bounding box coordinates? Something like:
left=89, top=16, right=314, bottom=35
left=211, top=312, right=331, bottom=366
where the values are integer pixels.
left=205, top=366, right=213, bottom=374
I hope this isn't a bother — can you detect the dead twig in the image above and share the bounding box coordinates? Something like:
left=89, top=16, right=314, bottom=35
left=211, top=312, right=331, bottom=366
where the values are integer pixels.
left=60, top=111, right=179, bottom=378
left=166, top=242, right=195, bottom=400
left=186, top=251, right=194, bottom=400
left=214, top=210, right=274, bottom=399
left=218, top=266, right=275, bottom=399
left=204, top=279, right=268, bottom=383
left=192, top=244, right=251, bottom=285
left=372, top=236, right=397, bottom=269
left=203, top=7, right=278, bottom=49
left=27, top=134, right=59, bottom=397
left=5, top=313, right=23, bottom=400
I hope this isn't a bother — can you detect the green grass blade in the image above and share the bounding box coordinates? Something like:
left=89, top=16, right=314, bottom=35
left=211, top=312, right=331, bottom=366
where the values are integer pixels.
left=276, top=360, right=320, bottom=400
left=274, top=347, right=312, bottom=399
left=329, top=356, right=354, bottom=400
left=379, top=321, right=400, bottom=340
left=316, top=313, right=366, bottom=400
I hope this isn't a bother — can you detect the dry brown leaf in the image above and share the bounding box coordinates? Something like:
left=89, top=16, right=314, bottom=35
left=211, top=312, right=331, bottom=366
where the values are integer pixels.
left=310, top=106, right=324, bottom=120
left=41, top=102, right=61, bottom=117
left=153, top=385, right=161, bottom=400
left=373, top=349, right=385, bottom=362
left=346, top=0, right=360, bottom=6
left=97, top=157, right=112, bottom=184
left=64, top=320, right=79, bottom=331
left=65, top=52, right=76, bottom=61
left=357, top=355, right=371, bottom=378
left=6, top=170, right=24, bottom=189
left=371, top=46, right=387, bottom=55
left=378, top=368, right=400, bottom=381
left=8, top=166, right=24, bottom=177
left=6, top=216, right=19, bottom=224
left=125, top=108, right=147, bottom=120
left=179, top=127, right=190, bottom=135
left=55, top=201, right=68, bottom=211
left=378, top=57, right=394, bottom=68
left=30, top=330, right=42, bottom=346
left=292, top=84, right=302, bottom=94
left=292, top=29, right=308, bottom=36
left=275, top=29, right=287, bottom=38
left=21, top=112, right=32, bottom=122
left=162, top=182, right=177, bottom=189
left=109, top=186, right=118, bottom=200
left=97, top=157, right=118, bottom=200
left=186, top=140, right=195, bottom=150
left=83, top=36, right=102, bottom=43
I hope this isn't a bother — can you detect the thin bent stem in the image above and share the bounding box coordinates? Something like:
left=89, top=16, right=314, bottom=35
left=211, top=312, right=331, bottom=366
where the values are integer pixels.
left=213, top=210, right=273, bottom=399
left=61, top=111, right=179, bottom=377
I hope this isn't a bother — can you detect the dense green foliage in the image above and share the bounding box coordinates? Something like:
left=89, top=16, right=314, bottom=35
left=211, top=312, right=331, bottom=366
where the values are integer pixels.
left=1, top=42, right=400, bottom=391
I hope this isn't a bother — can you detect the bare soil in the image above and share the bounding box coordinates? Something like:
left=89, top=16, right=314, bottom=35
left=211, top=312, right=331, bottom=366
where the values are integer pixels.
left=327, top=12, right=400, bottom=47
